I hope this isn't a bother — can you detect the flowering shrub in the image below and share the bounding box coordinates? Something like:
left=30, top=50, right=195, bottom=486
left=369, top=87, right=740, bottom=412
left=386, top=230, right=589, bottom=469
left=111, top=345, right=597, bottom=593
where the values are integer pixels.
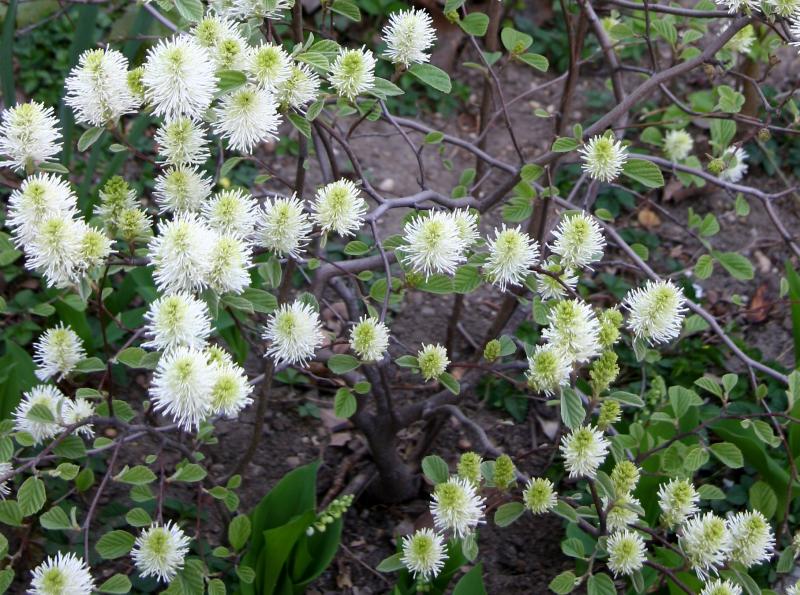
left=1, top=0, right=800, bottom=593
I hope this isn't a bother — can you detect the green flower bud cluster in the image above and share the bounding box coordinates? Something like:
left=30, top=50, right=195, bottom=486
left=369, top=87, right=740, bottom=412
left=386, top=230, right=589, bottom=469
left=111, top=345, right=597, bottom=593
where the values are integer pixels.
left=493, top=454, right=516, bottom=491
left=597, top=398, right=621, bottom=430
left=483, top=339, right=501, bottom=362
left=307, top=494, right=354, bottom=535
left=590, top=350, right=620, bottom=396
left=457, top=451, right=483, bottom=486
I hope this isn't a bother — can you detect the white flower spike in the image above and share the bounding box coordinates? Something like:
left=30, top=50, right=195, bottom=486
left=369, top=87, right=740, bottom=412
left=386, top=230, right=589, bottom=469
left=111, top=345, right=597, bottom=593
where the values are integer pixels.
left=132, top=521, right=191, bottom=583
left=33, top=324, right=86, bottom=381
left=263, top=301, right=324, bottom=366
left=29, top=552, right=94, bottom=595
left=0, top=101, right=61, bottom=172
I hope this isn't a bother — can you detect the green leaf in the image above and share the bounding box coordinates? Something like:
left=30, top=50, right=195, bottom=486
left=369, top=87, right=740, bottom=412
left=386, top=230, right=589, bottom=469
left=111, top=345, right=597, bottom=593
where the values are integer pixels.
left=333, top=388, right=357, bottom=419
left=710, top=119, right=736, bottom=151
left=38, top=161, right=70, bottom=174
left=421, top=455, right=449, bottom=484
left=716, top=85, right=745, bottom=113
left=668, top=385, right=701, bottom=418
left=77, top=127, right=104, bottom=152
left=712, top=250, right=754, bottom=280
left=18, top=476, right=46, bottom=516
left=228, top=514, right=251, bottom=550
left=288, top=112, right=312, bottom=139
left=98, top=574, right=131, bottom=594
left=494, top=502, right=525, bottom=527
left=518, top=52, right=549, bottom=71
left=327, top=354, right=360, bottom=374
left=454, top=265, right=481, bottom=294
left=586, top=573, right=616, bottom=595
left=169, top=463, right=207, bottom=483
left=207, top=578, right=226, bottom=595
left=125, top=507, right=151, bottom=527
left=453, top=563, right=486, bottom=595
left=40, top=506, right=74, bottom=530
left=395, top=355, right=419, bottom=369
left=344, top=240, right=370, bottom=256
left=27, top=403, right=55, bottom=424
left=370, top=77, right=404, bottom=98
left=114, top=465, right=157, bottom=485
left=74, top=357, right=106, bottom=373
left=552, top=137, right=579, bottom=152
left=376, top=553, right=405, bottom=572
left=408, top=64, right=452, bottom=94
left=418, top=274, right=454, bottom=294
left=697, top=483, right=725, bottom=500
left=710, top=442, right=744, bottom=468
left=0, top=501, right=22, bottom=526
left=560, top=388, right=585, bottom=429
left=622, top=159, right=665, bottom=188
left=501, top=27, right=533, bottom=53
left=220, top=156, right=243, bottom=178
left=695, top=254, right=714, bottom=279
left=96, top=530, right=135, bottom=559
left=240, top=288, right=277, bottom=314
left=54, top=435, right=87, bottom=459
left=330, top=0, right=361, bottom=21
left=749, top=480, right=777, bottom=518
left=295, top=52, right=329, bottom=71
left=438, top=371, right=460, bottom=395
left=459, top=12, right=489, bottom=36
left=608, top=391, right=644, bottom=407
left=174, top=0, right=204, bottom=21
left=549, top=570, right=577, bottom=594
left=777, top=548, right=795, bottom=574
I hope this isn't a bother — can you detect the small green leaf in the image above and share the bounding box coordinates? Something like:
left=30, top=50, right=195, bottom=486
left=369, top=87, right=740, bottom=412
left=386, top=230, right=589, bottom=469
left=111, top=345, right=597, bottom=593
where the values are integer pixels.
left=494, top=502, right=525, bottom=527
left=114, top=465, right=157, bottom=485
left=552, top=137, right=579, bottom=152
left=95, top=530, right=135, bottom=559
left=98, top=574, right=132, bottom=594
left=125, top=507, right=152, bottom=527
left=228, top=515, right=251, bottom=550
left=421, top=455, right=449, bottom=484
left=408, top=64, right=452, bottom=94
left=549, top=570, right=577, bottom=594
left=77, top=127, right=104, bottom=152
left=438, top=371, right=460, bottom=395
left=587, top=573, right=616, bottom=595
left=40, top=506, right=74, bottom=530
left=328, top=354, right=360, bottom=374
left=288, top=112, right=312, bottom=138
left=18, top=477, right=46, bottom=516
left=712, top=250, right=754, bottom=280
left=344, top=241, right=370, bottom=256
left=333, top=388, right=357, bottom=419
left=376, top=553, right=405, bottom=572
left=518, top=52, right=548, bottom=71
left=330, top=0, right=361, bottom=21
left=168, top=463, right=207, bottom=483
left=695, top=254, right=714, bottom=279
left=459, top=12, right=489, bottom=36
left=622, top=159, right=665, bottom=188
left=216, top=70, right=247, bottom=93
left=560, top=388, right=585, bottom=429
left=174, top=0, right=204, bottom=22
left=27, top=403, right=55, bottom=424
left=710, top=442, right=743, bottom=468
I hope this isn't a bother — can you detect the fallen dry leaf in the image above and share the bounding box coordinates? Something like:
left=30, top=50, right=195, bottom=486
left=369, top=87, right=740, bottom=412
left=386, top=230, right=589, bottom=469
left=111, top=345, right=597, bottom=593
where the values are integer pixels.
left=637, top=208, right=662, bottom=229
left=746, top=283, right=771, bottom=324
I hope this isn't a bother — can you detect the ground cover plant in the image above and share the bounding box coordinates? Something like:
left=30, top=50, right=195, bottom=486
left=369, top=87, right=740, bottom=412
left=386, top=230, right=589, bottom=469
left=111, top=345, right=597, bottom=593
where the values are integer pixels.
left=2, top=0, right=800, bottom=593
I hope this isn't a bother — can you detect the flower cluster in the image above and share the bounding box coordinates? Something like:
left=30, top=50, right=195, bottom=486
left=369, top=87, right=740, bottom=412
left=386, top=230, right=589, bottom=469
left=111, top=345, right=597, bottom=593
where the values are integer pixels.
left=13, top=385, right=95, bottom=445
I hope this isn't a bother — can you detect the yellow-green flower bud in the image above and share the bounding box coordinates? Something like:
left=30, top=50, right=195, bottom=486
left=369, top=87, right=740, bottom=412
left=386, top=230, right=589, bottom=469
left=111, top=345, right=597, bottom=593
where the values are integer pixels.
left=590, top=350, right=619, bottom=395
left=457, top=452, right=482, bottom=486
left=611, top=460, right=640, bottom=496
left=757, top=128, right=771, bottom=142
left=483, top=339, right=501, bottom=362
left=597, top=398, right=621, bottom=430
left=707, top=158, right=725, bottom=175
left=493, top=454, right=516, bottom=491
left=598, top=308, right=623, bottom=348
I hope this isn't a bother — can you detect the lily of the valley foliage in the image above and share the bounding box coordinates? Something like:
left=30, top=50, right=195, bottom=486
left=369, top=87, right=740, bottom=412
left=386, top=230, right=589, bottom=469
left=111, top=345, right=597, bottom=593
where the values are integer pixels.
left=1, top=0, right=800, bottom=593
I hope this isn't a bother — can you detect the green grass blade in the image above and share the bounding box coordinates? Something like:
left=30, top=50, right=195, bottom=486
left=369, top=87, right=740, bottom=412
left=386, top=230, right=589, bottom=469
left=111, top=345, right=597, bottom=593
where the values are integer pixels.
left=0, top=0, right=18, bottom=107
